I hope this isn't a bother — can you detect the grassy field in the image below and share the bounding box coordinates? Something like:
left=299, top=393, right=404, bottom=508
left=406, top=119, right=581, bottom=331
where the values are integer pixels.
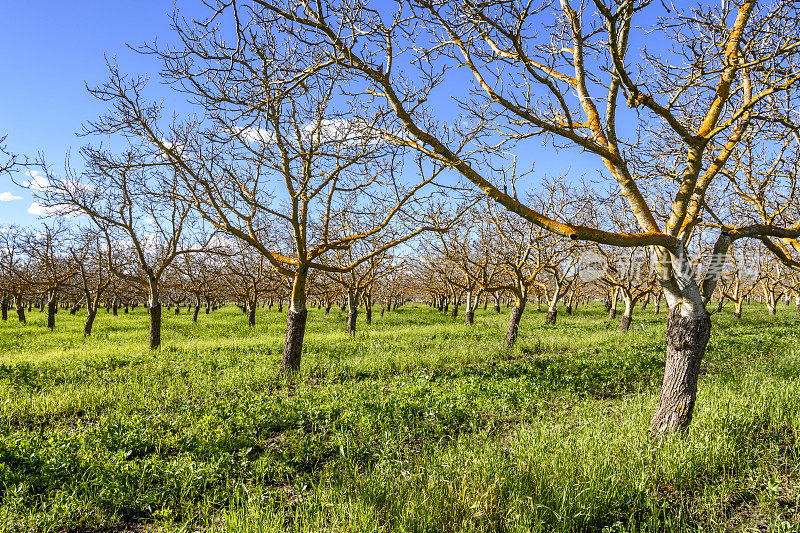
left=0, top=301, right=799, bottom=532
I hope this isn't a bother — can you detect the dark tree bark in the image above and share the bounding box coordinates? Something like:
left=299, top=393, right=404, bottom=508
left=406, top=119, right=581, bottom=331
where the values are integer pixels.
left=84, top=309, right=97, bottom=337
left=46, top=296, right=57, bottom=331
left=619, top=314, right=632, bottom=331
left=504, top=301, right=525, bottom=348
left=175, top=305, right=180, bottom=315
left=649, top=308, right=711, bottom=435
left=565, top=304, right=572, bottom=315
left=347, top=308, right=358, bottom=335
left=281, top=308, right=307, bottom=372
left=16, top=305, right=25, bottom=323
left=248, top=304, right=256, bottom=328
left=149, top=303, right=162, bottom=350
left=609, top=308, right=617, bottom=320
left=545, top=306, right=557, bottom=325
left=465, top=309, right=474, bottom=325
left=325, top=303, right=331, bottom=315
left=450, top=303, right=458, bottom=319
left=1, top=296, right=7, bottom=321
left=365, top=306, right=372, bottom=324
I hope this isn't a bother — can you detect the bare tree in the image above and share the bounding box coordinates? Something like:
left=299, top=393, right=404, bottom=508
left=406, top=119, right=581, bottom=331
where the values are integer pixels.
left=38, top=150, right=207, bottom=349
left=71, top=231, right=113, bottom=336
left=82, top=21, right=455, bottom=371
left=254, top=0, right=800, bottom=433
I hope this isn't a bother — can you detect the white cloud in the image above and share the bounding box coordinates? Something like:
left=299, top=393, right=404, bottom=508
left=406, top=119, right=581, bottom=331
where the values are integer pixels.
left=0, top=192, right=22, bottom=201
left=27, top=201, right=82, bottom=218
left=22, top=170, right=50, bottom=191
left=232, top=127, right=276, bottom=145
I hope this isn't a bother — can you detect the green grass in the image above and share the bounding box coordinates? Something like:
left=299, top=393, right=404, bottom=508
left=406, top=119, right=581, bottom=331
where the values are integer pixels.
left=0, top=301, right=799, bottom=532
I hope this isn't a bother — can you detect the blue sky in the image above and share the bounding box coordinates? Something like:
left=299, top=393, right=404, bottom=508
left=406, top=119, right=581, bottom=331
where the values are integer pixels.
left=0, top=1, right=610, bottom=228
left=0, top=1, right=199, bottom=225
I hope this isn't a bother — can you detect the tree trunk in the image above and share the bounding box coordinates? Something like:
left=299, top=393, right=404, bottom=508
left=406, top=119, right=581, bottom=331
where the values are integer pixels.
left=465, top=309, right=474, bottom=325
left=282, top=308, right=307, bottom=373
left=149, top=303, right=162, bottom=349
left=248, top=303, right=256, bottom=328
left=365, top=306, right=372, bottom=324
left=112, top=298, right=119, bottom=316
left=649, top=307, right=711, bottom=435
left=84, top=309, right=97, bottom=337
left=450, top=302, right=458, bottom=319
left=609, top=290, right=619, bottom=320
left=281, top=270, right=308, bottom=373
left=619, top=298, right=633, bottom=331
left=796, top=296, right=800, bottom=314
left=16, top=300, right=25, bottom=323
left=504, top=300, right=525, bottom=348
left=545, top=306, right=557, bottom=325
left=46, top=296, right=57, bottom=331
left=347, top=308, right=358, bottom=335
left=1, top=296, right=7, bottom=321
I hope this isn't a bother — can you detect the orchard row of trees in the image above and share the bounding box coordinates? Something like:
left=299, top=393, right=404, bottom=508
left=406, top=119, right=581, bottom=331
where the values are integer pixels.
left=2, top=203, right=798, bottom=343
left=2, top=0, right=800, bottom=437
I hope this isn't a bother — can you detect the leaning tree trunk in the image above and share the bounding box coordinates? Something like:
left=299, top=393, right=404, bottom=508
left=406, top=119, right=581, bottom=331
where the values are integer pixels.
left=649, top=307, right=711, bottom=435
left=545, top=305, right=557, bottom=325
left=84, top=306, right=97, bottom=337
left=504, top=298, right=526, bottom=348
left=46, top=295, right=57, bottom=331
